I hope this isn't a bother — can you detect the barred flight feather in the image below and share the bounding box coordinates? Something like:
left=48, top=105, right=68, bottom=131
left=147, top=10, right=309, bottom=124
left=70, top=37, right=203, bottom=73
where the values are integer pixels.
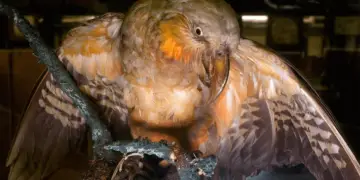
left=213, top=38, right=360, bottom=180
left=7, top=12, right=129, bottom=180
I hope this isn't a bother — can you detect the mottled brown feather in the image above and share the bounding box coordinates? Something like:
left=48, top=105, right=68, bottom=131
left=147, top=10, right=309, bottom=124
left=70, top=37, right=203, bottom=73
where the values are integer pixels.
left=7, top=13, right=129, bottom=180
left=212, top=38, right=360, bottom=180
left=7, top=73, right=87, bottom=180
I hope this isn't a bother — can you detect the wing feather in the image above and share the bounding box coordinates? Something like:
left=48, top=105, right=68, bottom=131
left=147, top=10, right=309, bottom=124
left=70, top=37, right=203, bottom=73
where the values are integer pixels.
left=7, top=73, right=87, bottom=180
left=59, top=13, right=124, bottom=81
left=215, top=97, right=276, bottom=179
left=7, top=13, right=128, bottom=180
left=213, top=38, right=360, bottom=180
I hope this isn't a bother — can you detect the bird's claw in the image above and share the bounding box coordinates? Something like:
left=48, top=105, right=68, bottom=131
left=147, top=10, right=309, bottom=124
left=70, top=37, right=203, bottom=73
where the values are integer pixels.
left=110, top=152, right=146, bottom=180
left=110, top=152, right=175, bottom=180
left=177, top=155, right=217, bottom=180
left=104, top=139, right=177, bottom=179
left=103, top=139, right=217, bottom=179
left=190, top=155, right=217, bottom=178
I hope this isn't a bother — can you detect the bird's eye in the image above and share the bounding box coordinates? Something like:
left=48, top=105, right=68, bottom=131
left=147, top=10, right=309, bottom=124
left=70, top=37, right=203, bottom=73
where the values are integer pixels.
left=195, top=27, right=203, bottom=36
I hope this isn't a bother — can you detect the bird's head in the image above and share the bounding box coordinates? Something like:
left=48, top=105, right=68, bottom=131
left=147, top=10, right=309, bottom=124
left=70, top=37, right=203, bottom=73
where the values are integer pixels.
left=121, top=0, right=240, bottom=103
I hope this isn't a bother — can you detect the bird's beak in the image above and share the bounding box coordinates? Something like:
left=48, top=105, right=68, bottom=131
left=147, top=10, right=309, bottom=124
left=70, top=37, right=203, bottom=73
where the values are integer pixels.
left=200, top=46, right=230, bottom=104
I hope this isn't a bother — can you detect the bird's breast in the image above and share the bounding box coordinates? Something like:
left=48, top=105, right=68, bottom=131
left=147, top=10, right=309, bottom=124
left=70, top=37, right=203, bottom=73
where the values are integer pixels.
left=126, top=83, right=203, bottom=128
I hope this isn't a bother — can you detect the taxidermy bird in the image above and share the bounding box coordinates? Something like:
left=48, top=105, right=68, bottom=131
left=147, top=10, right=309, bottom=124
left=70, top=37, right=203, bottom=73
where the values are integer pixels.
left=6, top=0, right=360, bottom=179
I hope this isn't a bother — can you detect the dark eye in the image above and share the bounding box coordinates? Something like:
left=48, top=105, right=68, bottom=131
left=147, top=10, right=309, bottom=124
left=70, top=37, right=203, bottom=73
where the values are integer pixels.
left=195, top=27, right=202, bottom=36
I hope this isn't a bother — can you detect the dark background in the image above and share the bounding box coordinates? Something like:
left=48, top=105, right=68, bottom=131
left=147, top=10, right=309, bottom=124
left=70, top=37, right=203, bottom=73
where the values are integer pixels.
left=0, top=0, right=360, bottom=179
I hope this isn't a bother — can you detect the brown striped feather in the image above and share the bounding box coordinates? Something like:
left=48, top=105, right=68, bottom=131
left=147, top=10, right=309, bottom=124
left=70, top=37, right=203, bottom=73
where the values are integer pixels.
left=6, top=13, right=128, bottom=180
left=211, top=38, right=360, bottom=180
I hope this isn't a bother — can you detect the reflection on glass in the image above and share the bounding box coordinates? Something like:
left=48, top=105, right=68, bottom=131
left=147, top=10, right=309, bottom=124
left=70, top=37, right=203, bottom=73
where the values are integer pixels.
left=241, top=15, right=268, bottom=23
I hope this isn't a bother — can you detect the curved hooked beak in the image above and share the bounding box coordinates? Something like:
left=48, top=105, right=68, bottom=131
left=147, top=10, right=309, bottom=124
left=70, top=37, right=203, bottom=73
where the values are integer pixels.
left=200, top=46, right=230, bottom=104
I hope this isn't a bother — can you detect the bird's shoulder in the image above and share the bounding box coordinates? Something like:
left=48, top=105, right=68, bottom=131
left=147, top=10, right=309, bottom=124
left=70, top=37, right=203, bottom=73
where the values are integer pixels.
left=58, top=12, right=125, bottom=81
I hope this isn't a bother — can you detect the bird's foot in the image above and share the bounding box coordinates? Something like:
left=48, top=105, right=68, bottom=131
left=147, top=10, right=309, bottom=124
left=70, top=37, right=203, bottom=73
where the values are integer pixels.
left=190, top=155, right=217, bottom=178
left=110, top=152, right=172, bottom=180
left=104, top=139, right=179, bottom=179
left=103, top=139, right=217, bottom=179
left=176, top=155, right=217, bottom=180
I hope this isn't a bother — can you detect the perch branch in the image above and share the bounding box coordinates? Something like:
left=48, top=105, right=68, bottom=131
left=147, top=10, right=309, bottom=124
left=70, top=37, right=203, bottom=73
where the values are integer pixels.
left=0, top=1, right=113, bottom=157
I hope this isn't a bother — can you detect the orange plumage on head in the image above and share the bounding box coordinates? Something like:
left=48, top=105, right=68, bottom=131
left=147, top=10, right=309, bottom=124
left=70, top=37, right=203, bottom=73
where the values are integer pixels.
left=159, top=14, right=198, bottom=64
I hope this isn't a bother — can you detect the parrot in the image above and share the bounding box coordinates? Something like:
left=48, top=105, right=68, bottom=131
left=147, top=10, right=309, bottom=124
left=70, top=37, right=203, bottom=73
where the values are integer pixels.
left=6, top=0, right=360, bottom=179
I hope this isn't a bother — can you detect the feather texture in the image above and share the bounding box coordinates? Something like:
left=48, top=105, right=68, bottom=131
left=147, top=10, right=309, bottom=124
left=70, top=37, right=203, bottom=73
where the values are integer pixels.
left=6, top=13, right=129, bottom=180
left=7, top=73, right=87, bottom=180
left=212, top=38, right=360, bottom=180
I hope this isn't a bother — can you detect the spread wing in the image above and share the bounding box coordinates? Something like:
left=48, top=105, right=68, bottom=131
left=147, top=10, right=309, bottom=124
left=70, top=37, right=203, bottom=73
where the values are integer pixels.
left=212, top=39, right=360, bottom=180
left=6, top=13, right=129, bottom=180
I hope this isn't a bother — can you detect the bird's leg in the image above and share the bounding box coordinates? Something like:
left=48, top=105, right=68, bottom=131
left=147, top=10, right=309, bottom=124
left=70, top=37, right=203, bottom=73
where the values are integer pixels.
left=126, top=124, right=200, bottom=166
left=110, top=152, right=169, bottom=180
left=174, top=115, right=219, bottom=179
left=104, top=139, right=179, bottom=179
left=104, top=139, right=213, bottom=179
left=105, top=121, right=218, bottom=179
left=176, top=154, right=217, bottom=180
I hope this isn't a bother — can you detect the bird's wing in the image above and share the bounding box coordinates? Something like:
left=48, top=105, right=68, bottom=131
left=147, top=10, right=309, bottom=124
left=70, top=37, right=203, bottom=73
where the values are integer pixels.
left=6, top=13, right=128, bottom=180
left=212, top=38, right=360, bottom=180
